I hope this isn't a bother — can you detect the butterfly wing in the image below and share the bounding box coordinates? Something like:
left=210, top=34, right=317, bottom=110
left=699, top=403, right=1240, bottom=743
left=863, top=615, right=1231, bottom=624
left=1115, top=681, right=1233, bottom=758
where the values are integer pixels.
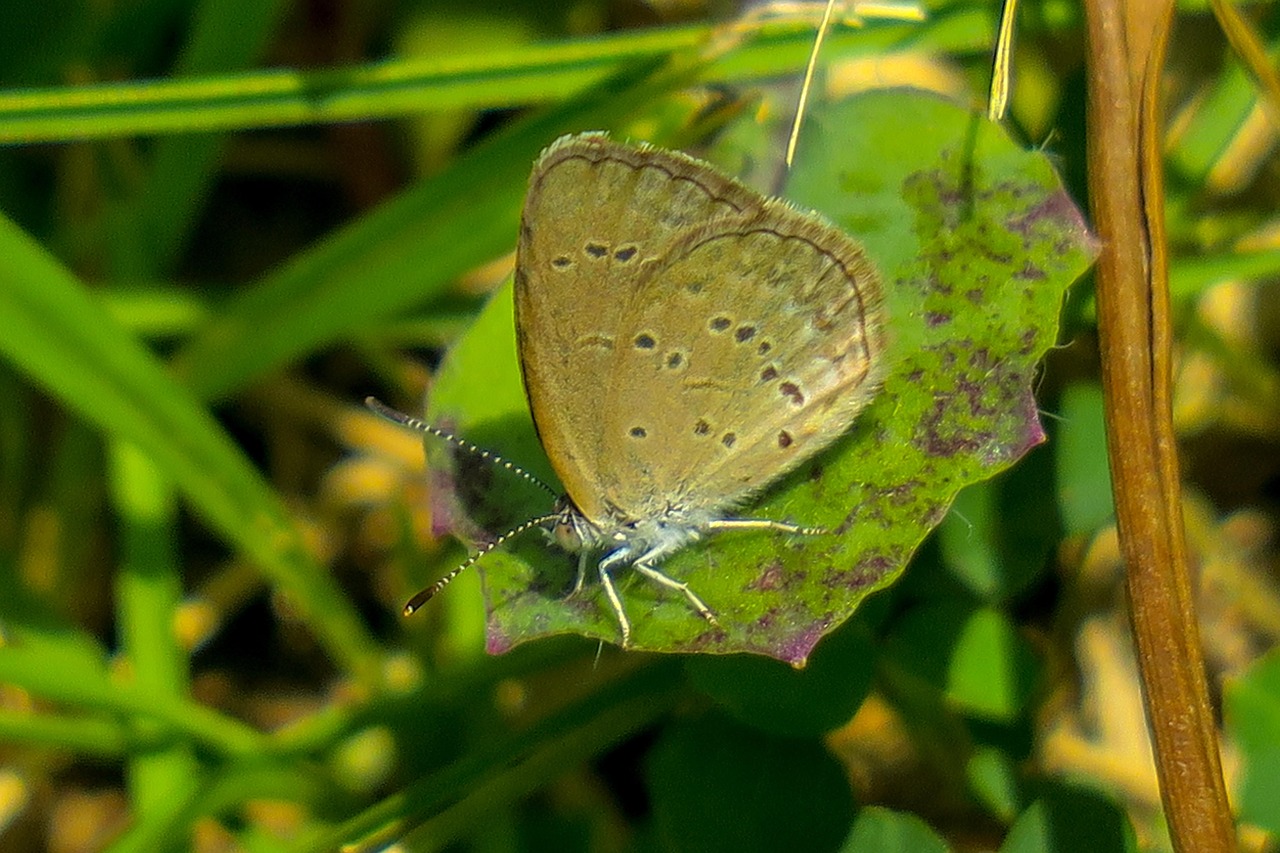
left=515, top=134, right=766, bottom=522
left=597, top=202, right=887, bottom=520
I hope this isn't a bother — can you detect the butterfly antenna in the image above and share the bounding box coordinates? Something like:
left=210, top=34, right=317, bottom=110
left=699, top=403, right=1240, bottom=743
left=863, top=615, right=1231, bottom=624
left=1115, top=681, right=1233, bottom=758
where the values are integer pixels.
left=402, top=513, right=559, bottom=616
left=365, top=396, right=558, bottom=498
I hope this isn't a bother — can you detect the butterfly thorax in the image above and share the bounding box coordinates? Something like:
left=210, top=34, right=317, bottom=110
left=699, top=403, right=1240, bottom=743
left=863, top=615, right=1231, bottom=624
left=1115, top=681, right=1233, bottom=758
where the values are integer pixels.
left=548, top=494, right=712, bottom=569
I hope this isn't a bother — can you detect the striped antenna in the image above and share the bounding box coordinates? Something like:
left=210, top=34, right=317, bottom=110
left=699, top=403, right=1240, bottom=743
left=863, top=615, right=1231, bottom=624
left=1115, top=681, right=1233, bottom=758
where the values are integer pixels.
left=402, top=513, right=559, bottom=615
left=365, top=396, right=557, bottom=498
left=365, top=396, right=561, bottom=616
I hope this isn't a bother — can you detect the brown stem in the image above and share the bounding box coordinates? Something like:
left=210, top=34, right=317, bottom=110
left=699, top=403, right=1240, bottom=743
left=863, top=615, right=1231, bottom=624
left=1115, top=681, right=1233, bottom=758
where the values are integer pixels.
left=1082, top=0, right=1234, bottom=849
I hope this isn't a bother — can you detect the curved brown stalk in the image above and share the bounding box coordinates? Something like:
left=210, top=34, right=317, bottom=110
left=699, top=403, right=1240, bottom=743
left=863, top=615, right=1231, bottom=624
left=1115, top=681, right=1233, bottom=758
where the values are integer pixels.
left=1081, top=0, right=1234, bottom=849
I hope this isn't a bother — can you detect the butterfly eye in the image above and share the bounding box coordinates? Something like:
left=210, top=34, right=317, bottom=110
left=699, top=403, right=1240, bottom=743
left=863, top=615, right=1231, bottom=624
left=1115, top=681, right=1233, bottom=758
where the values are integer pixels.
left=553, top=520, right=581, bottom=551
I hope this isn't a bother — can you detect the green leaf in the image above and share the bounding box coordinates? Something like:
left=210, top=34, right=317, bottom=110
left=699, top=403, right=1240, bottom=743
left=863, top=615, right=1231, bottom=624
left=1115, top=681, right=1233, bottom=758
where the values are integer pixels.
left=425, top=89, right=1096, bottom=662
left=839, top=806, right=951, bottom=853
left=885, top=602, right=1039, bottom=722
left=685, top=616, right=874, bottom=736
left=1240, top=747, right=1280, bottom=838
left=645, top=715, right=855, bottom=853
left=1054, top=382, right=1114, bottom=535
left=1225, top=646, right=1280, bottom=834
left=938, top=449, right=1058, bottom=602
left=999, top=785, right=1138, bottom=853
left=967, top=746, right=1024, bottom=822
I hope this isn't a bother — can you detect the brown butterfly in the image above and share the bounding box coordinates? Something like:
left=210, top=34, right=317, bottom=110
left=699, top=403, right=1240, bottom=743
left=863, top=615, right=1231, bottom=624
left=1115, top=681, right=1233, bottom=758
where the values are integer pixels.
left=371, top=132, right=886, bottom=646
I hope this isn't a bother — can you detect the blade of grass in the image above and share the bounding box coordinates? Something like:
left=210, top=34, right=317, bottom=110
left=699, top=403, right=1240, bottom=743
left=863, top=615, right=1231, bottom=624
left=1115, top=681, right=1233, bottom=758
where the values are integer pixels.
left=105, top=761, right=345, bottom=853
left=0, top=709, right=128, bottom=757
left=0, top=644, right=261, bottom=754
left=308, top=660, right=684, bottom=852
left=0, top=15, right=975, bottom=145
left=110, top=0, right=289, bottom=277
left=1209, top=0, right=1280, bottom=128
left=1166, top=19, right=1280, bottom=184
left=0, top=215, right=384, bottom=685
left=109, top=441, right=203, bottom=818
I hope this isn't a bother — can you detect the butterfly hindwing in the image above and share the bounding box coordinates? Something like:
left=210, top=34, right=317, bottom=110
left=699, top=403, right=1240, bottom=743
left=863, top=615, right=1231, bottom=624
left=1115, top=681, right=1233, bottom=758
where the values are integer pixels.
left=598, top=203, right=887, bottom=519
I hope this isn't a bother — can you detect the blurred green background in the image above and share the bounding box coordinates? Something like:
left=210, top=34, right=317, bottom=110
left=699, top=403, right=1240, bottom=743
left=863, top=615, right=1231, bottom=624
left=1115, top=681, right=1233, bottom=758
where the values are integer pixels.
left=1, top=1, right=1279, bottom=851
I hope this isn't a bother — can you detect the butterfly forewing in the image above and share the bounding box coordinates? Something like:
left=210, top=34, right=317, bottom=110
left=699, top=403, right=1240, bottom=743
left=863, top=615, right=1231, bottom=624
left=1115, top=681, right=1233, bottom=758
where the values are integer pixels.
left=515, top=134, right=766, bottom=522
left=598, top=204, right=887, bottom=519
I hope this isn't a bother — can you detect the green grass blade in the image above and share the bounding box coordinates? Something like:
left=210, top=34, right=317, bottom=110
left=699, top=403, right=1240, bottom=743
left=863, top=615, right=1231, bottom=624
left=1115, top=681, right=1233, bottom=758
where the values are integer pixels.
left=0, top=215, right=383, bottom=683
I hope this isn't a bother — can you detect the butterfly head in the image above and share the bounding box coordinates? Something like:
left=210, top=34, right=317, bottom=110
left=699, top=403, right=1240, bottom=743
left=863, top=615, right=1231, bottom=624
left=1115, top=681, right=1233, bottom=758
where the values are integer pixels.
left=548, top=495, right=604, bottom=554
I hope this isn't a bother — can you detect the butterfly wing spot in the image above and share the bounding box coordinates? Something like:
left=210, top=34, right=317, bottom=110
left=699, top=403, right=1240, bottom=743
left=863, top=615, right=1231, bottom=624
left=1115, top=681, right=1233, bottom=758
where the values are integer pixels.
left=584, top=242, right=609, bottom=259
left=633, top=333, right=657, bottom=349
left=552, top=255, right=574, bottom=270
left=614, top=245, right=638, bottom=262
left=629, top=426, right=648, bottom=439
left=708, top=316, right=731, bottom=332
left=683, top=377, right=732, bottom=394
left=665, top=350, right=686, bottom=370
left=578, top=333, right=614, bottom=351
left=778, top=430, right=794, bottom=448
left=722, top=432, right=737, bottom=448
left=779, top=382, right=806, bottom=406
left=760, top=365, right=779, bottom=383
left=757, top=340, right=772, bottom=356
left=813, top=307, right=838, bottom=334
left=694, top=419, right=711, bottom=435
left=734, top=324, right=757, bottom=342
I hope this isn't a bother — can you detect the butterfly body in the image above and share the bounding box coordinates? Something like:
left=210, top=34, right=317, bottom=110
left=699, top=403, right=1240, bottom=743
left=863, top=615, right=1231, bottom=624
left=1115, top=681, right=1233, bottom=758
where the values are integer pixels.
left=550, top=497, right=710, bottom=562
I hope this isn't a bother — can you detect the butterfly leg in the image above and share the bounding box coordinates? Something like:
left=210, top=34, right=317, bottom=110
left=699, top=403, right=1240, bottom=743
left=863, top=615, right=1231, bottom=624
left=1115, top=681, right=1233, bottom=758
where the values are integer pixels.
left=705, top=518, right=828, bottom=536
left=633, top=563, right=719, bottom=628
left=566, top=551, right=590, bottom=598
left=597, top=562, right=632, bottom=647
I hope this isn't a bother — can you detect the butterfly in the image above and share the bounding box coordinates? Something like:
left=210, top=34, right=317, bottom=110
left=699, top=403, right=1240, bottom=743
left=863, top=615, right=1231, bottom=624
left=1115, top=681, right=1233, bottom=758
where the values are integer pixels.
left=371, top=132, right=886, bottom=647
